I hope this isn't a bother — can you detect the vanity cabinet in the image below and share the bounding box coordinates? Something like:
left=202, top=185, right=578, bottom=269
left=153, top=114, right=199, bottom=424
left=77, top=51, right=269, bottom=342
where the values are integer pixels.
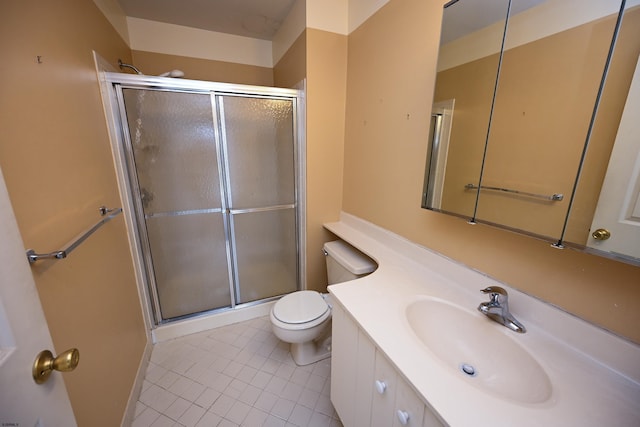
left=331, top=301, right=444, bottom=427
left=330, top=299, right=375, bottom=426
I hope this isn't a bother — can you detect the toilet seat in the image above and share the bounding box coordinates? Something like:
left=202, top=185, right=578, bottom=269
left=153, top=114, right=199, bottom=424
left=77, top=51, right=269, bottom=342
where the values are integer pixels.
left=272, top=291, right=330, bottom=327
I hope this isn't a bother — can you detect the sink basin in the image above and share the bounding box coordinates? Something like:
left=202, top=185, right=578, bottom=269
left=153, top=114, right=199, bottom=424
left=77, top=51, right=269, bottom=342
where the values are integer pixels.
left=406, top=297, right=552, bottom=404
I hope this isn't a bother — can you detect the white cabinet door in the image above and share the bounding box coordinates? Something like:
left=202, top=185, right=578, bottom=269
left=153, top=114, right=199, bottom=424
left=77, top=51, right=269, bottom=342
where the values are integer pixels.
left=331, top=300, right=377, bottom=427
left=393, top=378, right=425, bottom=427
left=423, top=403, right=446, bottom=427
left=330, top=302, right=358, bottom=426
left=354, top=329, right=375, bottom=426
left=371, top=350, right=398, bottom=427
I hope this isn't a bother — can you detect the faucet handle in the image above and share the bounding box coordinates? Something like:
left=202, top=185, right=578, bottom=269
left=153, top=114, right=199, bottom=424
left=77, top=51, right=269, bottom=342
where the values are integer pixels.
left=480, top=286, right=507, bottom=296
left=480, top=286, right=508, bottom=304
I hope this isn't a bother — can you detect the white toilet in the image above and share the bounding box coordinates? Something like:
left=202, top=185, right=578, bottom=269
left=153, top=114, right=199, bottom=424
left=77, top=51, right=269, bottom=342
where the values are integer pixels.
left=270, top=240, right=376, bottom=365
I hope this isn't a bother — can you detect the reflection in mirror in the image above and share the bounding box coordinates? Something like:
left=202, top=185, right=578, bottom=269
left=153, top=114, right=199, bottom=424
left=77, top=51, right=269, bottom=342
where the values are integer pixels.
left=569, top=2, right=640, bottom=262
left=423, top=0, right=640, bottom=262
left=422, top=0, right=511, bottom=217
left=475, top=0, right=622, bottom=240
left=424, top=100, right=454, bottom=209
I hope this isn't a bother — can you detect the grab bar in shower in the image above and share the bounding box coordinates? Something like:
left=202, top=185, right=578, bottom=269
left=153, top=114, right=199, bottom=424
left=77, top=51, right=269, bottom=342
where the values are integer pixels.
left=464, top=184, right=564, bottom=201
left=26, top=206, right=123, bottom=264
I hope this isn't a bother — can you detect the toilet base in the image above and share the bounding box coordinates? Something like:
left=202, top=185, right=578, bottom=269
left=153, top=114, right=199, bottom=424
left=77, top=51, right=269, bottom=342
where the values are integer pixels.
left=290, top=335, right=332, bottom=366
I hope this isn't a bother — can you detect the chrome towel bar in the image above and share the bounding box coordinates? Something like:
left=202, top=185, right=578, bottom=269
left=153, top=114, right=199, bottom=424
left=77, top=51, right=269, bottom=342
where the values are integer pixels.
left=464, top=184, right=563, bottom=201
left=26, top=206, right=122, bottom=264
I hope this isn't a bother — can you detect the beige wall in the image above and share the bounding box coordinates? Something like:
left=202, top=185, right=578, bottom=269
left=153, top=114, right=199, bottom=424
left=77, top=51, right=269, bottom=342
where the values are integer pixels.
left=274, top=30, right=307, bottom=88
left=274, top=28, right=348, bottom=292
left=304, top=29, right=349, bottom=292
left=343, top=0, right=640, bottom=344
left=0, top=1, right=147, bottom=425
left=344, top=0, right=436, bottom=225
left=132, top=50, right=274, bottom=86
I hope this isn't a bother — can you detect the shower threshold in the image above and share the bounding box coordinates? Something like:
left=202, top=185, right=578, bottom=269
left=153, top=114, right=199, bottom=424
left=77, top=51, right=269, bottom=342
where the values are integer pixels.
left=152, top=298, right=279, bottom=343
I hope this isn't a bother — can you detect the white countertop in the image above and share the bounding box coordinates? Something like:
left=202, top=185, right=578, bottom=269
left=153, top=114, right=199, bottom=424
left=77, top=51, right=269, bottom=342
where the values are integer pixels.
left=326, top=213, right=640, bottom=427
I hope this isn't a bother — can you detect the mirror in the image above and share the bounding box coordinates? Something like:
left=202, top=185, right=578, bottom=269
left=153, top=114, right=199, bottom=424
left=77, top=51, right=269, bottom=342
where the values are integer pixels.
left=423, top=0, right=510, bottom=216
left=570, top=1, right=640, bottom=260
left=423, top=0, right=640, bottom=262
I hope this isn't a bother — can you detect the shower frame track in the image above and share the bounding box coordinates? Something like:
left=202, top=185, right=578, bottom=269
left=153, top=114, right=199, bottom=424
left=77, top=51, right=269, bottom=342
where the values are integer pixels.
left=102, top=72, right=306, bottom=327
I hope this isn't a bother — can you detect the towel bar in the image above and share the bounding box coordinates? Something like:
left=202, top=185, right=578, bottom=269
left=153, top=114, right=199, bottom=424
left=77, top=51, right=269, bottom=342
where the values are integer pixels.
left=26, top=206, right=122, bottom=264
left=464, top=184, right=563, bottom=201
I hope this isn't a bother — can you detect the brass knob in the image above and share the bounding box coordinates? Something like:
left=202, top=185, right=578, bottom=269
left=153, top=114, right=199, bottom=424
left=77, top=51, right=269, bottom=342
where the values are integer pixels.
left=33, top=348, right=80, bottom=384
left=592, top=228, right=611, bottom=241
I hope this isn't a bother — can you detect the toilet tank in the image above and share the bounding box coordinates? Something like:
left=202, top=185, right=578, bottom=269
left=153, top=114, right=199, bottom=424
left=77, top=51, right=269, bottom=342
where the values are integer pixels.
left=323, top=240, right=376, bottom=285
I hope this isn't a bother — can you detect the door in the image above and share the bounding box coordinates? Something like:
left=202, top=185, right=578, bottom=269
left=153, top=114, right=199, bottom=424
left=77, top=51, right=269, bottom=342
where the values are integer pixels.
left=219, top=95, right=298, bottom=304
left=0, top=169, right=76, bottom=426
left=423, top=99, right=455, bottom=210
left=588, top=54, right=640, bottom=259
left=121, top=89, right=233, bottom=321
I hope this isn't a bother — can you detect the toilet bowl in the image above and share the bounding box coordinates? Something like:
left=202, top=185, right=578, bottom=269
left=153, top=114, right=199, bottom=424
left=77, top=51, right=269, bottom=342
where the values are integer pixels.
left=270, top=240, right=376, bottom=366
left=270, top=290, right=332, bottom=365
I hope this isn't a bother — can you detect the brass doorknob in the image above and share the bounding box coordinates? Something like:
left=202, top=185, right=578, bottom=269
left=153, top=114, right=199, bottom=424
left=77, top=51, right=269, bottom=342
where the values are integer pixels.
left=33, top=348, right=80, bottom=384
left=592, top=228, right=611, bottom=241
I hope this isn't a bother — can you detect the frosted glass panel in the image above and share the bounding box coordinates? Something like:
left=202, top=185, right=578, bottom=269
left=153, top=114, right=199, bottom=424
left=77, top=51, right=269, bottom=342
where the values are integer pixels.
left=146, top=213, right=231, bottom=319
left=123, top=89, right=221, bottom=214
left=119, top=86, right=300, bottom=323
left=233, top=208, right=297, bottom=303
left=222, top=96, right=295, bottom=209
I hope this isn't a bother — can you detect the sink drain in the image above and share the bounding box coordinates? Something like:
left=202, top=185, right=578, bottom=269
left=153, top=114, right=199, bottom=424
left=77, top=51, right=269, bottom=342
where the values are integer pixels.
left=460, top=363, right=477, bottom=377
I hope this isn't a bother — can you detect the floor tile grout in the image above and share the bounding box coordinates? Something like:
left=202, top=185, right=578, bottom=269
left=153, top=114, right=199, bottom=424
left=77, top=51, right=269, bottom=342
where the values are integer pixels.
left=132, top=316, right=342, bottom=427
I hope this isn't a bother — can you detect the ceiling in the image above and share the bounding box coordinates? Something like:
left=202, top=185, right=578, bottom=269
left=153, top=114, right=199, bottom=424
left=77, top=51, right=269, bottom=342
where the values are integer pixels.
left=117, top=0, right=297, bottom=40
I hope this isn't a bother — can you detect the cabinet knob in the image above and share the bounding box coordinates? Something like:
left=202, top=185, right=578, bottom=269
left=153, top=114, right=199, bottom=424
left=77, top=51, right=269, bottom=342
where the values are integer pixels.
left=397, top=409, right=410, bottom=425
left=375, top=379, right=387, bottom=394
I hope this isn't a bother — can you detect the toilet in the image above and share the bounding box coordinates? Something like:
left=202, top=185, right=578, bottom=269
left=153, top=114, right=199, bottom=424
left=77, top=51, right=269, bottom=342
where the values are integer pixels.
left=270, top=240, right=376, bottom=365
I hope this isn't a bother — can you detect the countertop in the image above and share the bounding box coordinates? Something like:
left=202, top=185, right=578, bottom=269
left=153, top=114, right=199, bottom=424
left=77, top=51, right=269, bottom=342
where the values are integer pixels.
left=326, top=213, right=640, bottom=427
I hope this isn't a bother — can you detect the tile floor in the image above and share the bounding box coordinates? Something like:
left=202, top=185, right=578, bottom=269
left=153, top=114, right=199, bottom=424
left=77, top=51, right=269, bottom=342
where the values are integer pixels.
left=132, top=315, right=343, bottom=427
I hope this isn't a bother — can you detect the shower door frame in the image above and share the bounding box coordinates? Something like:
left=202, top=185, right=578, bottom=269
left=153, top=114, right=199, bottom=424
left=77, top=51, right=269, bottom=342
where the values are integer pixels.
left=101, top=72, right=306, bottom=327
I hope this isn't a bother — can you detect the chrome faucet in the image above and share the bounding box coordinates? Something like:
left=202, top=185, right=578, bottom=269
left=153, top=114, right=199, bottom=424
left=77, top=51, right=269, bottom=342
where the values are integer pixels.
left=478, top=286, right=526, bottom=333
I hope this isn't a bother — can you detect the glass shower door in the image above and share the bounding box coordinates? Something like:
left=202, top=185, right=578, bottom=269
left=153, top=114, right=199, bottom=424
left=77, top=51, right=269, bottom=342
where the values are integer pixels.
left=219, top=95, right=298, bottom=304
left=121, top=89, right=232, bottom=320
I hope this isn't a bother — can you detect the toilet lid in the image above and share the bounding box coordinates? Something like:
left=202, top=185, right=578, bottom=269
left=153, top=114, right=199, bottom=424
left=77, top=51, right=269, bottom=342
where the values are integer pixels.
left=273, top=291, right=329, bottom=324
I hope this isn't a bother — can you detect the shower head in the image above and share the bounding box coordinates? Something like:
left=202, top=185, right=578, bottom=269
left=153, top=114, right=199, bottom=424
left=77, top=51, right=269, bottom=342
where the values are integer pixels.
left=117, top=59, right=184, bottom=78
left=158, top=69, right=185, bottom=78
left=118, top=59, right=142, bottom=75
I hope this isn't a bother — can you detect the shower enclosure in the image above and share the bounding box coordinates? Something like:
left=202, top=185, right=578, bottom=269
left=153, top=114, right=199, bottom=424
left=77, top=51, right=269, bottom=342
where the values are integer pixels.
left=104, top=74, right=304, bottom=325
